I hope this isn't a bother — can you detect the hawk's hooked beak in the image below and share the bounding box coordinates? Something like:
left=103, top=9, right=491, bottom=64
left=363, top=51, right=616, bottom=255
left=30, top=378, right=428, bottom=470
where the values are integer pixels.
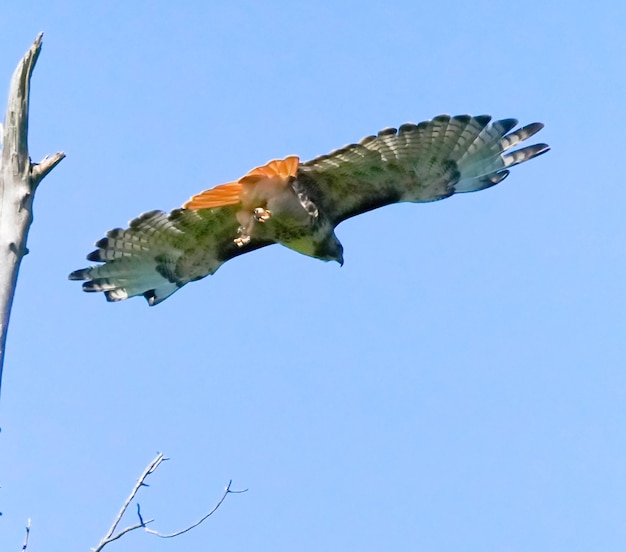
left=329, top=237, right=344, bottom=266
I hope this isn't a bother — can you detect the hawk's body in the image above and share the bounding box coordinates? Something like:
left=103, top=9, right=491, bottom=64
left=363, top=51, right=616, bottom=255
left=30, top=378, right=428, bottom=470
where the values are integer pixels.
left=70, top=114, right=549, bottom=305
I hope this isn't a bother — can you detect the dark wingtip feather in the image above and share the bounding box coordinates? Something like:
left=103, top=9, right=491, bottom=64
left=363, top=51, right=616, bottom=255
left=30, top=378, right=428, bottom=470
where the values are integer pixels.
left=488, top=170, right=509, bottom=186
left=495, top=118, right=518, bottom=134
left=143, top=289, right=157, bottom=306
left=68, top=268, right=89, bottom=280
left=129, top=210, right=161, bottom=229
left=453, top=114, right=472, bottom=124
left=82, top=281, right=100, bottom=292
left=519, top=122, right=545, bottom=138
left=106, top=228, right=124, bottom=239
left=473, top=114, right=492, bottom=127
left=86, top=249, right=102, bottom=262
left=104, top=291, right=124, bottom=302
left=532, top=143, right=551, bottom=157
left=143, top=284, right=181, bottom=306
left=502, top=143, right=550, bottom=168
left=398, top=123, right=419, bottom=134
left=377, top=127, right=397, bottom=137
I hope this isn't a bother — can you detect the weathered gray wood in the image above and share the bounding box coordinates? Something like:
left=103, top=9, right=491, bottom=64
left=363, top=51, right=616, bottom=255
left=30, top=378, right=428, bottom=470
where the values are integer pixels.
left=0, top=34, right=65, bottom=403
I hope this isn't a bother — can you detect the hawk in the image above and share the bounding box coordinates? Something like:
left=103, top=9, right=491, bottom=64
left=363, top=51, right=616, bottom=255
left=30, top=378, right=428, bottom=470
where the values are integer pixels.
left=70, top=114, right=549, bottom=305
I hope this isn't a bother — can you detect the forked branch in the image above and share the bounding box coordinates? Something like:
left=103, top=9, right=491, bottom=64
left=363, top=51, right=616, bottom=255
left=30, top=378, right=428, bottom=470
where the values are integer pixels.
left=92, top=453, right=246, bottom=552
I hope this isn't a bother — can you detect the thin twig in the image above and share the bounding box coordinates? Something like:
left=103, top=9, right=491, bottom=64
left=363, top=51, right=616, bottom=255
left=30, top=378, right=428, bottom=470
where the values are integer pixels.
left=93, top=518, right=155, bottom=550
left=146, top=480, right=248, bottom=539
left=92, top=453, right=166, bottom=552
left=21, top=518, right=30, bottom=552
left=92, top=453, right=245, bottom=551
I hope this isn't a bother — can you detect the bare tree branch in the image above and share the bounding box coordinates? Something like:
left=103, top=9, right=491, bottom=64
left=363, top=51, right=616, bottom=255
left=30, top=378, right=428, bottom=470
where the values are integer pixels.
left=32, top=152, right=65, bottom=184
left=0, top=33, right=65, bottom=405
left=92, top=453, right=165, bottom=552
left=93, top=453, right=245, bottom=551
left=146, top=479, right=248, bottom=539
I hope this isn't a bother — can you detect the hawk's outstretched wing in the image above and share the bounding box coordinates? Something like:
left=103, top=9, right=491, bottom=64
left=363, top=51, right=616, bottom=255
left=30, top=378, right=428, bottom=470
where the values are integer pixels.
left=70, top=114, right=549, bottom=305
left=297, top=114, right=548, bottom=225
left=69, top=207, right=271, bottom=305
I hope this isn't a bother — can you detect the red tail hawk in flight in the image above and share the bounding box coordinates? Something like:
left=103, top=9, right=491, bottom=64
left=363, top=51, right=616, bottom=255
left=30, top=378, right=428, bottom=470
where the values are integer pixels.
left=70, top=114, right=549, bottom=305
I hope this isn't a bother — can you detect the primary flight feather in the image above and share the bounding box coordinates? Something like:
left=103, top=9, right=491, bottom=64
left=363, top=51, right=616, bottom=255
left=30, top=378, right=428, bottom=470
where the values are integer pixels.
left=69, top=114, right=549, bottom=305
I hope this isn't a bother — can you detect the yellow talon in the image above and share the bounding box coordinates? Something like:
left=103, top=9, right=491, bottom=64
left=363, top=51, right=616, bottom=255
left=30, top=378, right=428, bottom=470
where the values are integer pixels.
left=234, top=234, right=251, bottom=247
left=253, top=207, right=272, bottom=222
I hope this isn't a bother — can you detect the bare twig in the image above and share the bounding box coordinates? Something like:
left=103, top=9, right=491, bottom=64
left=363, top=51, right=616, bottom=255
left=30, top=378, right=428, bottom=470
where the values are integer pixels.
left=21, top=518, right=30, bottom=552
left=105, top=453, right=166, bottom=540
left=92, top=453, right=165, bottom=552
left=93, top=453, right=245, bottom=551
left=0, top=33, right=65, bottom=404
left=146, top=479, right=248, bottom=539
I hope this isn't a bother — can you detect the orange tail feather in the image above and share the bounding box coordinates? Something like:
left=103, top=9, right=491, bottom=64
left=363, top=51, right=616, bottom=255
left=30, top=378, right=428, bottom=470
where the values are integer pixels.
left=183, top=181, right=243, bottom=210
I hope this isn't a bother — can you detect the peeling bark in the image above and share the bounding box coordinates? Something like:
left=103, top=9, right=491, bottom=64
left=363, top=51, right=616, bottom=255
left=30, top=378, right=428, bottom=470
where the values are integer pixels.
left=0, top=34, right=65, bottom=403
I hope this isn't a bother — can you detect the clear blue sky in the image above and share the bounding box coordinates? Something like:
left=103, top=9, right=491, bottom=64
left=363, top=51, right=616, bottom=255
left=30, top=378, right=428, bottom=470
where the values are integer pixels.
left=1, top=2, right=624, bottom=551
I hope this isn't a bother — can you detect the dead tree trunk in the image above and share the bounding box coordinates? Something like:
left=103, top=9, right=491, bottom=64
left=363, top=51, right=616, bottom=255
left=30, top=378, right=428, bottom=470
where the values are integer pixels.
left=0, top=34, right=65, bottom=404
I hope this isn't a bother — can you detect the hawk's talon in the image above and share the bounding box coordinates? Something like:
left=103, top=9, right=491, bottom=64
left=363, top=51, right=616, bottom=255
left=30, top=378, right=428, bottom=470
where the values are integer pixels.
left=234, top=234, right=251, bottom=247
left=253, top=207, right=272, bottom=222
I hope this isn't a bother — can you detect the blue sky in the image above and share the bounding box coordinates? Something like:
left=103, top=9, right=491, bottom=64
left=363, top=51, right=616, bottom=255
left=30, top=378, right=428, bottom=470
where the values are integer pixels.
left=0, top=2, right=624, bottom=551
